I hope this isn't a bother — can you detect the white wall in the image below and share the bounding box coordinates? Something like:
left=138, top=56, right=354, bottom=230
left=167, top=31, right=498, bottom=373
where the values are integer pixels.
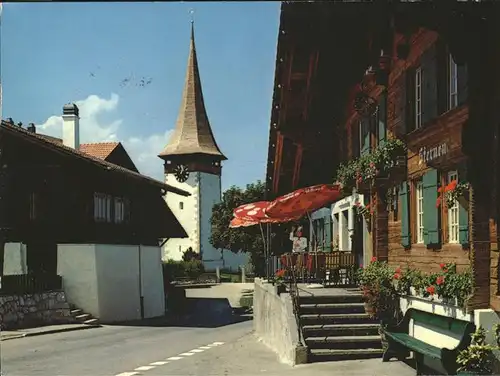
left=3, top=242, right=27, bottom=275
left=199, top=172, right=224, bottom=271
left=163, top=173, right=199, bottom=260
left=95, top=244, right=141, bottom=322
left=140, top=246, right=166, bottom=318
left=331, top=195, right=363, bottom=252
left=58, top=244, right=165, bottom=323
left=57, top=244, right=100, bottom=317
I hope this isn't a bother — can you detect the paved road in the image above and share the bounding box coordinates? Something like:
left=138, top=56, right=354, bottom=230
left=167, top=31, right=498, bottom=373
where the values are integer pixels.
left=1, top=315, right=253, bottom=376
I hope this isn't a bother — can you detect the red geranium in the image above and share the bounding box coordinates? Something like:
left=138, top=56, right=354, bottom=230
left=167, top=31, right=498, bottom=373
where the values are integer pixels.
left=395, top=267, right=402, bottom=274
left=436, top=276, right=445, bottom=285
left=371, top=256, right=377, bottom=263
left=446, top=180, right=458, bottom=192
left=426, top=285, right=436, bottom=295
left=439, top=263, right=446, bottom=270
left=276, top=269, right=286, bottom=278
left=436, top=196, right=442, bottom=208
left=393, top=273, right=401, bottom=280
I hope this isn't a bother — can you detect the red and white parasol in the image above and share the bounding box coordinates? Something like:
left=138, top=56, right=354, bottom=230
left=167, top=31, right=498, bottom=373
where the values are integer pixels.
left=265, top=184, right=342, bottom=220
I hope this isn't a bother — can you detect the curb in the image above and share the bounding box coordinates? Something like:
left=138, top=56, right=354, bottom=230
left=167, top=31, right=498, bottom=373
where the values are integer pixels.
left=1, top=324, right=102, bottom=341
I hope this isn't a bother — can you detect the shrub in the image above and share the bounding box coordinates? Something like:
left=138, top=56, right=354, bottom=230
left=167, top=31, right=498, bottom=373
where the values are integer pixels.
left=162, top=259, right=205, bottom=282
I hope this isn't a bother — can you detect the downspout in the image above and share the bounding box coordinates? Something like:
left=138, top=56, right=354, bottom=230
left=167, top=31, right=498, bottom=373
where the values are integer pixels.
left=138, top=244, right=144, bottom=319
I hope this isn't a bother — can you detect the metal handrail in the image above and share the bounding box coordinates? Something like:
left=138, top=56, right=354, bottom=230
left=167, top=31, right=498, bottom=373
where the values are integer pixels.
left=287, top=264, right=309, bottom=347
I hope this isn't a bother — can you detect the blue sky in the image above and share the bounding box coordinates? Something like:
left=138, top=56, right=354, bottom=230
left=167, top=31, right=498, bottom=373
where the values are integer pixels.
left=1, top=2, right=280, bottom=190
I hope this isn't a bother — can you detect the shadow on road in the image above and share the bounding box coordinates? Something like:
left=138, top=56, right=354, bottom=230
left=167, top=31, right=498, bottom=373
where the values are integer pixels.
left=107, top=297, right=253, bottom=328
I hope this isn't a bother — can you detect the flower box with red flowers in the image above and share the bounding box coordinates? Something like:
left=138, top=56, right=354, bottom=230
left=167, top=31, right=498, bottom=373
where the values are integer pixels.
left=393, top=263, right=474, bottom=322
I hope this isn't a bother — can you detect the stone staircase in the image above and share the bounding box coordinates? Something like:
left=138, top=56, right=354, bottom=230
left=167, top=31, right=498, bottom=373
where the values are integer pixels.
left=299, top=293, right=383, bottom=362
left=69, top=304, right=100, bottom=326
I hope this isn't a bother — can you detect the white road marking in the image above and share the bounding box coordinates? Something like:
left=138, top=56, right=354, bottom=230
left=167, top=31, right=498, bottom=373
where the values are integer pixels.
left=134, top=365, right=155, bottom=371
left=150, top=361, right=169, bottom=366
left=117, top=341, right=227, bottom=376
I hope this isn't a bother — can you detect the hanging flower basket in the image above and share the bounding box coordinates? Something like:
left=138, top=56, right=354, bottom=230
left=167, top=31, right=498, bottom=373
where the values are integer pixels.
left=436, top=181, right=470, bottom=209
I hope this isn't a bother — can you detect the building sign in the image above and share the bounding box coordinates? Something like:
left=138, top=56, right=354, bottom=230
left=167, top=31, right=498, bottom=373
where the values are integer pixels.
left=419, top=143, right=448, bottom=164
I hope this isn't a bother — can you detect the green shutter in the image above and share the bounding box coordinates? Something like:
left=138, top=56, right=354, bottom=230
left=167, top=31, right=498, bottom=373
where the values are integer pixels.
left=457, top=164, right=469, bottom=246
left=324, top=214, right=332, bottom=252
left=423, top=169, right=440, bottom=246
left=378, top=92, right=387, bottom=146
left=400, top=181, right=411, bottom=248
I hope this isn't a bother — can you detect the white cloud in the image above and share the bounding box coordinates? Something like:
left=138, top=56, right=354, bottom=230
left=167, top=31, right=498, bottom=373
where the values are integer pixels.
left=38, top=93, right=171, bottom=181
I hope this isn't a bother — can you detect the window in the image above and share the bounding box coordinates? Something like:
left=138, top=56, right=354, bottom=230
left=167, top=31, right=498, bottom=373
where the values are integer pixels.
left=114, top=197, right=125, bottom=224
left=94, top=193, right=112, bottom=222
left=449, top=54, right=458, bottom=110
left=416, top=180, right=424, bottom=243
left=447, top=171, right=459, bottom=243
left=179, top=202, right=184, bottom=210
left=415, top=67, right=422, bottom=129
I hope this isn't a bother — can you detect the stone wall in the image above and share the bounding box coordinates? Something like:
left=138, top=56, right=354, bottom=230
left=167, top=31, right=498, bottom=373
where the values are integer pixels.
left=0, top=290, right=76, bottom=329
left=253, top=278, right=307, bottom=366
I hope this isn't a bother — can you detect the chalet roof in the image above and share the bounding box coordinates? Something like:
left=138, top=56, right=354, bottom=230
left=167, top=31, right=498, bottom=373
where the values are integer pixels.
left=0, top=121, right=190, bottom=197
left=80, top=142, right=120, bottom=159
left=158, top=23, right=227, bottom=160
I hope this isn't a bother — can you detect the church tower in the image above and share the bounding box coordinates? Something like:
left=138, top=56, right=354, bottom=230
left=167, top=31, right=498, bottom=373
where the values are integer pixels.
left=159, top=23, right=230, bottom=271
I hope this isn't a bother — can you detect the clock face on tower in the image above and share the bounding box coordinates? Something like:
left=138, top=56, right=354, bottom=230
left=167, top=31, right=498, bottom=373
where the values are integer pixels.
left=173, top=164, right=190, bottom=183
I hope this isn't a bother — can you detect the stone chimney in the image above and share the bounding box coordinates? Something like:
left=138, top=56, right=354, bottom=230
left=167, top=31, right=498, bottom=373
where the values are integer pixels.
left=27, top=123, right=36, bottom=133
left=62, top=103, right=80, bottom=149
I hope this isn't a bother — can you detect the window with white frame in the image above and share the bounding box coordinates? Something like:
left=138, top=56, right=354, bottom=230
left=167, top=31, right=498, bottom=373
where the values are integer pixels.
left=416, top=181, right=424, bottom=243
left=94, top=193, right=112, bottom=222
left=447, top=171, right=459, bottom=243
left=114, top=197, right=125, bottom=224
left=449, top=54, right=458, bottom=110
left=415, top=67, right=422, bottom=129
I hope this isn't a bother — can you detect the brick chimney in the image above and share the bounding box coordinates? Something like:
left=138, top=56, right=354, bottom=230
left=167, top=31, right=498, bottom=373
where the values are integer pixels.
left=62, top=103, right=80, bottom=149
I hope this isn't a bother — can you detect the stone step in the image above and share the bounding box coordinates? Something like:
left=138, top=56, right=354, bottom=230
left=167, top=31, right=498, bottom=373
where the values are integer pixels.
left=83, top=318, right=100, bottom=325
left=309, top=348, right=384, bottom=362
left=300, top=313, right=374, bottom=325
left=305, top=335, right=382, bottom=350
left=70, top=309, right=83, bottom=316
left=299, top=294, right=363, bottom=305
left=299, top=302, right=365, bottom=314
left=302, top=323, right=380, bottom=337
left=75, top=313, right=91, bottom=321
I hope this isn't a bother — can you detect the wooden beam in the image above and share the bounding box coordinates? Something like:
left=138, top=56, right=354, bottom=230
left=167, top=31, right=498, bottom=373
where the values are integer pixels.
left=272, top=133, right=284, bottom=195
left=292, top=144, right=303, bottom=188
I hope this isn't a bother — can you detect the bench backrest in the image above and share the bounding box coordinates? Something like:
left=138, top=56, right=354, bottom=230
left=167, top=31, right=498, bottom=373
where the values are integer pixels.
left=406, top=308, right=474, bottom=337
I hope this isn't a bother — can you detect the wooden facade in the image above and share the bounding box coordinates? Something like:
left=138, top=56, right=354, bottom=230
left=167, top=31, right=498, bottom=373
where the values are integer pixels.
left=0, top=120, right=189, bottom=276
left=266, top=2, right=500, bottom=311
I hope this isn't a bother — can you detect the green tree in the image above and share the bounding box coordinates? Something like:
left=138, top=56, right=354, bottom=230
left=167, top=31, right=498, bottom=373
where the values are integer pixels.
left=210, top=181, right=268, bottom=276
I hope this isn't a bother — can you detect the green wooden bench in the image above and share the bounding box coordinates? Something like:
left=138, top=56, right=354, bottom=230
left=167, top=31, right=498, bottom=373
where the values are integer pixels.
left=381, top=308, right=475, bottom=375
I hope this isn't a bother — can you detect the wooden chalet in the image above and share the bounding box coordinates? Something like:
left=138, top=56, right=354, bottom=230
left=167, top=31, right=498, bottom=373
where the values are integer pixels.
left=0, top=116, right=188, bottom=278
left=266, top=1, right=500, bottom=312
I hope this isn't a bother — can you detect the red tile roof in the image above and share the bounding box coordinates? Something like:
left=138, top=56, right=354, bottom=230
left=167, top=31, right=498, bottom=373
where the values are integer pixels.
left=0, top=121, right=189, bottom=197
left=79, top=142, right=120, bottom=160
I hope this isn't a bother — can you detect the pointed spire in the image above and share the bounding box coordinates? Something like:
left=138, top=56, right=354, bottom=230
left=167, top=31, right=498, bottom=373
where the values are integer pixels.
left=159, top=20, right=226, bottom=161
